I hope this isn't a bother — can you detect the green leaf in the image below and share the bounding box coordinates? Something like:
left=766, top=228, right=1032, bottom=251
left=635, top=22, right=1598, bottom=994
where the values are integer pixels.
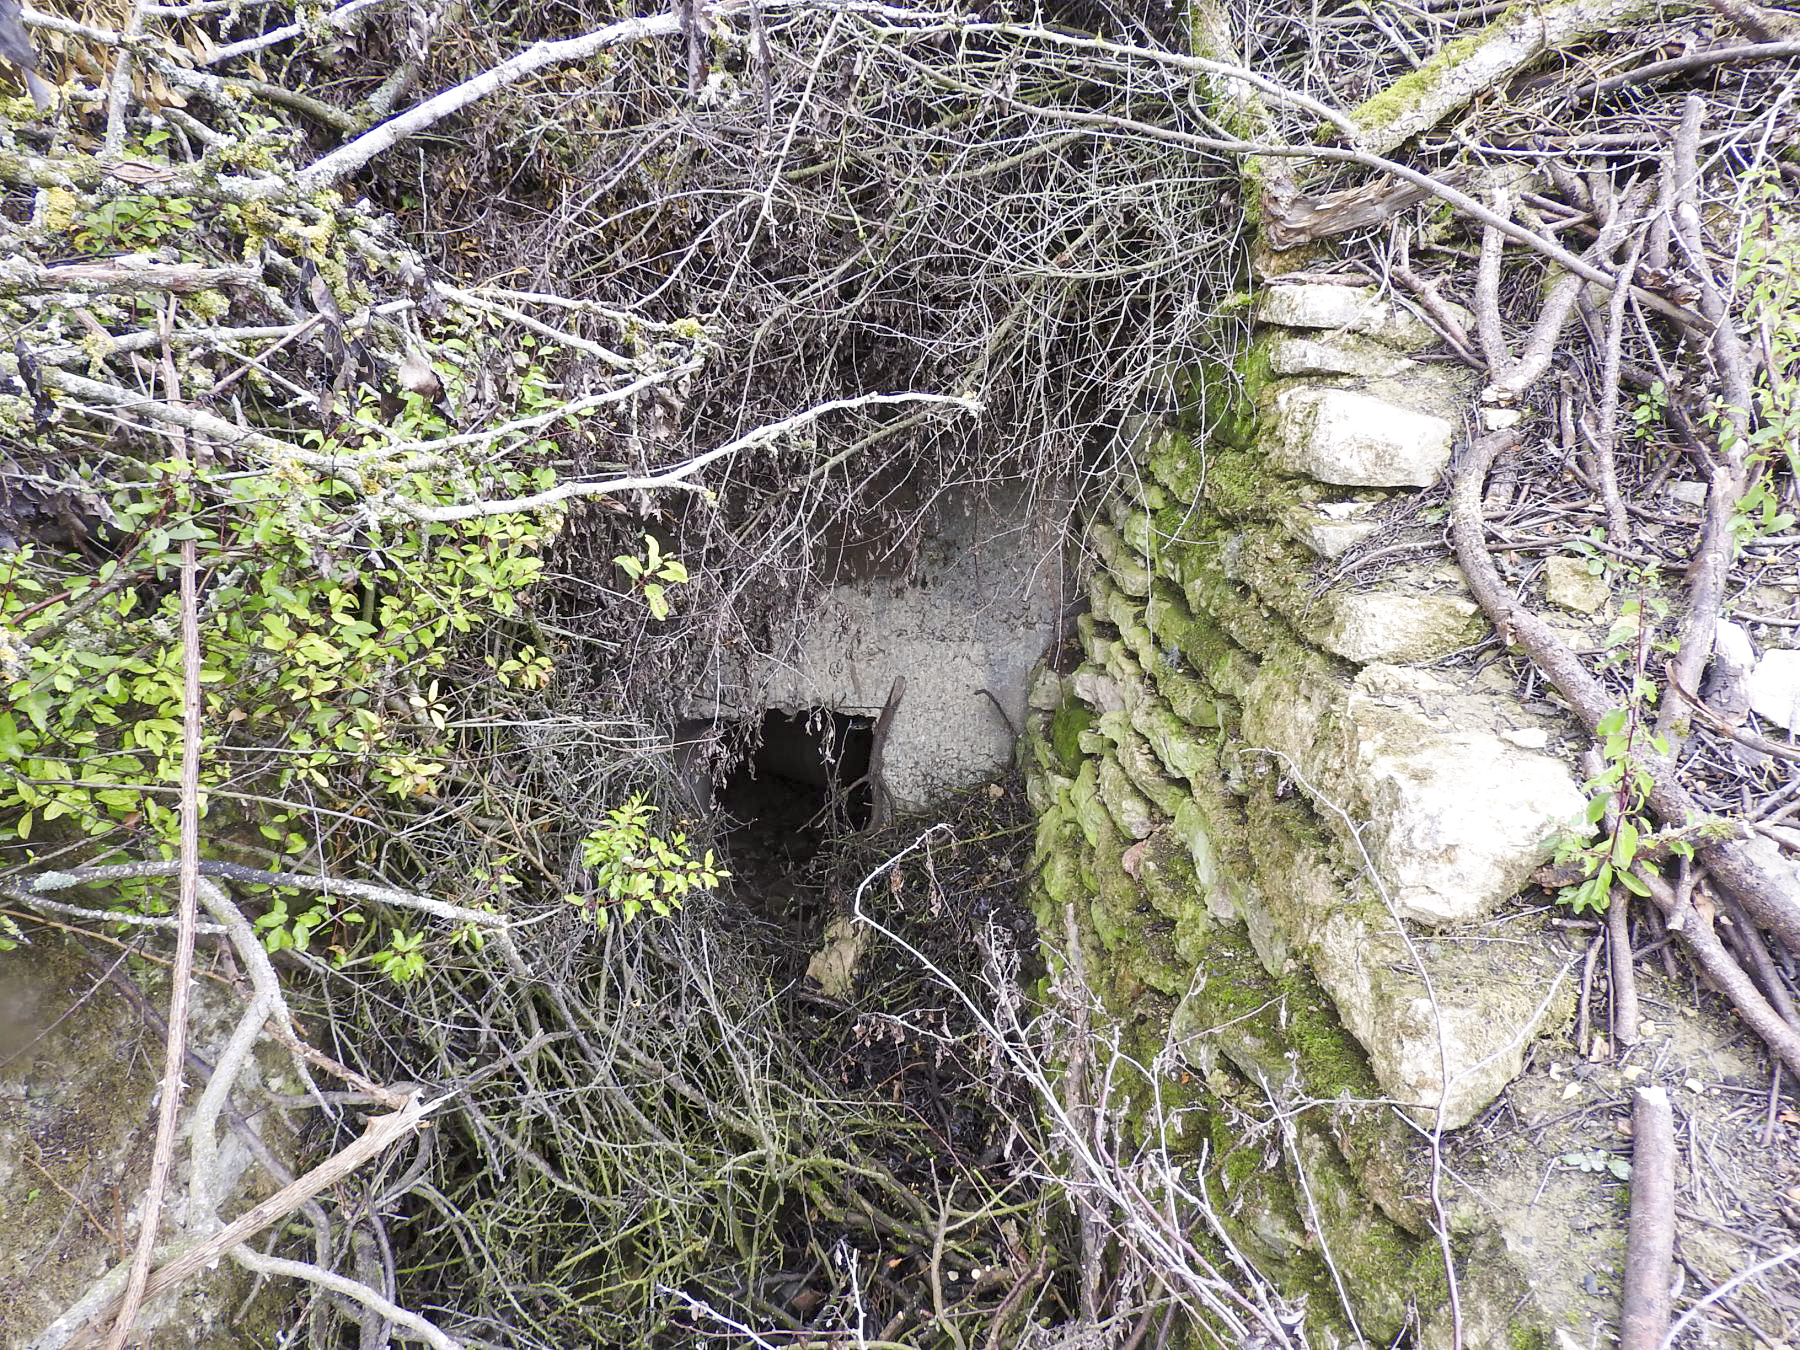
left=1614, top=818, right=1639, bottom=868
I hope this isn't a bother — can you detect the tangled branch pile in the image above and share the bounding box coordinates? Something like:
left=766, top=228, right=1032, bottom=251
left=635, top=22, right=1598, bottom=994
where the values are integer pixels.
left=0, top=0, right=1249, bottom=1344
left=4, top=0, right=1800, bottom=1343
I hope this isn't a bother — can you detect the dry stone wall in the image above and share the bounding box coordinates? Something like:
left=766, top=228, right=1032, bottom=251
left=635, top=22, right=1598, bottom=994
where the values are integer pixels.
left=1020, top=278, right=1616, bottom=1345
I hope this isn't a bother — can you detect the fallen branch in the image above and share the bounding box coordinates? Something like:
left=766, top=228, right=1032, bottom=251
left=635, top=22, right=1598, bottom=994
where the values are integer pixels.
left=1347, top=0, right=1662, bottom=154
left=1449, top=431, right=1800, bottom=952
left=1620, top=1085, right=1676, bottom=1350
left=103, top=308, right=207, bottom=1350
left=229, top=1249, right=460, bottom=1350
left=397, top=391, right=984, bottom=523
left=1570, top=38, right=1800, bottom=100
left=17, top=860, right=512, bottom=934
left=0, top=255, right=260, bottom=295
left=39, top=1093, right=443, bottom=1350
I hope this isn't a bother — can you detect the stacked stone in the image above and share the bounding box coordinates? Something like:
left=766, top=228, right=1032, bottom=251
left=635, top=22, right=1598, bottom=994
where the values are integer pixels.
left=1021, top=280, right=1601, bottom=1345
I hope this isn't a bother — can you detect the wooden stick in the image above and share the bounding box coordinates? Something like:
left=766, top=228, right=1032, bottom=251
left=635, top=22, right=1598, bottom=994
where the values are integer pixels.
left=103, top=303, right=206, bottom=1350
left=1620, top=1085, right=1676, bottom=1350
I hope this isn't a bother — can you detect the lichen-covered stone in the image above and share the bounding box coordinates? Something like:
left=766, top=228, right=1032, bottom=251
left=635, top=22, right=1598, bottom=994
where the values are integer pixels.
left=1089, top=519, right=1153, bottom=597
left=1097, top=753, right=1159, bottom=839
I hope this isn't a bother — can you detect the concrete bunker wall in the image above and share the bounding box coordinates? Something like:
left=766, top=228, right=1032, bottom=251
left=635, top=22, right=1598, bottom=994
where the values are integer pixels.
left=690, top=481, right=1072, bottom=814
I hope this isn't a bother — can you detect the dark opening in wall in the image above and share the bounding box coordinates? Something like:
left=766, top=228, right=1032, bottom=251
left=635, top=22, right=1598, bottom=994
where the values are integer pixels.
left=715, top=708, right=873, bottom=881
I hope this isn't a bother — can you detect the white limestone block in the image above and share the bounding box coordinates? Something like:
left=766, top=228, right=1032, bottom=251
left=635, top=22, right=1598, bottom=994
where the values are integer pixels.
left=1269, top=387, right=1454, bottom=488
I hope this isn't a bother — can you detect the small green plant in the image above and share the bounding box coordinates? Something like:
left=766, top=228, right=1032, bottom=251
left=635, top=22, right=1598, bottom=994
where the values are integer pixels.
left=72, top=192, right=196, bottom=252
left=1560, top=1149, right=1631, bottom=1181
left=1552, top=578, right=1680, bottom=915
left=372, top=929, right=426, bottom=983
left=252, top=893, right=363, bottom=956
left=614, top=535, right=690, bottom=620
left=568, top=794, right=727, bottom=928
left=1723, top=170, right=1800, bottom=544
left=1630, top=379, right=1668, bottom=441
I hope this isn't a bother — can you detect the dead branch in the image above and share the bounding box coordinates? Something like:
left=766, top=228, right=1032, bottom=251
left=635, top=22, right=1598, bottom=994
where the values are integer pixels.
left=39, top=1093, right=443, bottom=1350
left=101, top=306, right=207, bottom=1350
left=0, top=255, right=260, bottom=295
left=1572, top=37, right=1800, bottom=99
left=1347, top=0, right=1662, bottom=154
left=1449, top=431, right=1800, bottom=954
left=1620, top=1085, right=1676, bottom=1350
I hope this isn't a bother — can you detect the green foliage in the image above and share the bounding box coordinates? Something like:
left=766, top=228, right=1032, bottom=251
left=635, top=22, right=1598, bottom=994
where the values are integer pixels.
left=373, top=929, right=427, bottom=984
left=1629, top=379, right=1667, bottom=442
left=1551, top=580, right=1679, bottom=915
left=73, top=192, right=196, bottom=252
left=0, top=319, right=565, bottom=978
left=1725, top=169, right=1799, bottom=544
left=567, top=794, right=727, bottom=928
left=613, top=534, right=691, bottom=620
left=253, top=892, right=364, bottom=958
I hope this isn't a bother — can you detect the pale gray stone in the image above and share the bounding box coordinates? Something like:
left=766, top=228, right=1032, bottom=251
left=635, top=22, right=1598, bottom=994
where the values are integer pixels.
left=1664, top=479, right=1709, bottom=507
left=1748, top=647, right=1800, bottom=731
left=1543, top=555, right=1609, bottom=614
left=1268, top=387, right=1454, bottom=487
left=1241, top=662, right=1590, bottom=929
left=1267, top=335, right=1414, bottom=379
left=1283, top=501, right=1382, bottom=559
left=1255, top=282, right=1438, bottom=348
left=685, top=482, right=1067, bottom=811
left=1318, top=590, right=1486, bottom=664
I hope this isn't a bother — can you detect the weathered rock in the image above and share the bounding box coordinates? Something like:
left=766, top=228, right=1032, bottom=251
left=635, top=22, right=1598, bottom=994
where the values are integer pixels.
left=1255, top=282, right=1437, bottom=349
left=1266, top=335, right=1414, bottom=379
left=1282, top=500, right=1380, bottom=558
left=1317, top=590, right=1486, bottom=665
left=687, top=480, right=1068, bottom=812
left=1267, top=387, right=1454, bottom=487
left=1544, top=555, right=1610, bottom=614
left=1340, top=666, right=1589, bottom=925
left=1, top=939, right=292, bottom=1346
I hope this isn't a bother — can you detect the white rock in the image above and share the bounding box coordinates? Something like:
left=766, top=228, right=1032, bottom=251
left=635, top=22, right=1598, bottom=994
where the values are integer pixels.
left=1357, top=726, right=1591, bottom=926
left=1242, top=662, right=1592, bottom=928
left=1664, top=479, right=1709, bottom=507
left=1283, top=501, right=1379, bottom=559
left=1255, top=283, right=1436, bottom=348
left=1269, top=387, right=1454, bottom=488
left=1267, top=336, right=1413, bottom=379
left=1502, top=727, right=1550, bottom=750
left=1704, top=620, right=1755, bottom=724
left=1748, top=648, right=1800, bottom=731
